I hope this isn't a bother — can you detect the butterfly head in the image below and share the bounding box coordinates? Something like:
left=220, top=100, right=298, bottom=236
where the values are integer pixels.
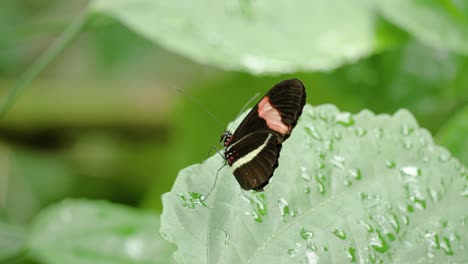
left=220, top=131, right=233, bottom=146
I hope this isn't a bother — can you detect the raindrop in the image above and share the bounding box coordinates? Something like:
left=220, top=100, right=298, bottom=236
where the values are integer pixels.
left=354, top=127, right=367, bottom=137
left=316, top=172, right=327, bottom=182
left=400, top=125, right=414, bottom=136
left=389, top=213, right=400, bottom=234
left=325, top=140, right=334, bottom=151
left=357, top=219, right=373, bottom=232
left=335, top=112, right=355, bottom=126
left=307, top=242, right=318, bottom=251
left=308, top=108, right=317, bottom=120
left=332, top=227, right=347, bottom=240
left=400, top=166, right=421, bottom=177
left=301, top=167, right=311, bottom=181
left=401, top=139, right=413, bottom=149
left=160, top=232, right=168, bottom=238
left=349, top=168, right=362, bottom=180
left=178, top=192, right=207, bottom=209
left=331, top=154, right=345, bottom=169
left=251, top=192, right=267, bottom=216
left=287, top=247, right=298, bottom=257
left=344, top=180, right=352, bottom=186
left=317, top=182, right=325, bottom=194
left=369, top=230, right=389, bottom=253
left=440, top=237, right=454, bottom=255
left=333, top=129, right=342, bottom=140
left=224, top=231, right=230, bottom=247
left=346, top=246, right=357, bottom=262
left=305, top=124, right=323, bottom=141
left=438, top=151, right=450, bottom=162
left=374, top=127, right=384, bottom=139
left=385, top=160, right=396, bottom=169
left=252, top=211, right=262, bottom=223
left=278, top=198, right=291, bottom=221
left=304, top=186, right=311, bottom=194
left=300, top=227, right=314, bottom=241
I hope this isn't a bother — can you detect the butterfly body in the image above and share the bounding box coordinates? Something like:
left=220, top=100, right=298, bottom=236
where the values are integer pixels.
left=221, top=79, right=306, bottom=191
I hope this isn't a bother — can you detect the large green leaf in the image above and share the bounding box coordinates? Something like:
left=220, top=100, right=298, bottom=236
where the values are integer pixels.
left=29, top=199, right=176, bottom=264
left=376, top=0, right=468, bottom=54
left=161, top=104, right=468, bottom=263
left=90, top=0, right=376, bottom=74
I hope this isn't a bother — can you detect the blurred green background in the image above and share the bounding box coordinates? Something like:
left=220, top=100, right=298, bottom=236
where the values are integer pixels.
left=0, top=1, right=467, bottom=260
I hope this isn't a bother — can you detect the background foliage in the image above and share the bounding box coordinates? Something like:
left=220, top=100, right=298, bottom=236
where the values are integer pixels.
left=0, top=0, right=467, bottom=263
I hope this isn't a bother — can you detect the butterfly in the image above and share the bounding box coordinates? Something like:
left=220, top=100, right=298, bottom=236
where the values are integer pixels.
left=220, top=79, right=306, bottom=191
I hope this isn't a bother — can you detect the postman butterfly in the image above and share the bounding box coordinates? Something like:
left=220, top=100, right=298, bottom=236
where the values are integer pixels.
left=220, top=79, right=306, bottom=191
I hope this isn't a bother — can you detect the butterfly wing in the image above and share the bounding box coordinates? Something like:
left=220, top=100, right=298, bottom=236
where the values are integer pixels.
left=231, top=78, right=306, bottom=142
left=227, top=131, right=283, bottom=190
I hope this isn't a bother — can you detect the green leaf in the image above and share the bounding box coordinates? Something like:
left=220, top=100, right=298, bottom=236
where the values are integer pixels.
left=91, top=0, right=376, bottom=74
left=376, top=0, right=468, bottom=54
left=436, top=104, right=468, bottom=166
left=161, top=104, right=468, bottom=263
left=29, top=199, right=176, bottom=264
left=0, top=222, right=27, bottom=262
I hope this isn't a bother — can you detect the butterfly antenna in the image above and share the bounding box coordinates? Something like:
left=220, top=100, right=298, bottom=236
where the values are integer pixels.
left=175, top=88, right=225, bottom=130
left=204, top=163, right=227, bottom=200
left=227, top=92, right=260, bottom=131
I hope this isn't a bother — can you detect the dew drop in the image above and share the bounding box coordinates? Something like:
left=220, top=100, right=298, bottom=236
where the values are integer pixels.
left=374, top=127, right=383, bottom=139
left=331, top=154, right=345, bottom=169
left=400, top=166, right=421, bottom=177
left=401, top=139, right=413, bottom=149
left=346, top=246, right=357, bottom=262
left=224, top=231, right=230, bottom=247
left=440, top=237, right=454, bottom=255
left=160, top=232, right=168, bottom=238
left=305, top=124, right=323, bottom=141
left=278, top=198, right=291, bottom=221
left=332, top=227, right=347, bottom=240
left=178, top=192, right=207, bottom=209
left=335, top=112, right=355, bottom=126
left=301, top=167, right=311, bottom=181
left=308, top=108, right=317, bottom=120
left=333, top=129, right=342, bottom=140
left=304, top=186, right=311, bottom=194
left=385, top=160, right=396, bottom=169
left=287, top=247, right=298, bottom=257
left=357, top=219, right=373, bottom=232
left=354, top=127, right=367, bottom=137
left=344, top=180, right=352, bottom=186
left=300, top=227, right=314, bottom=241
left=438, top=151, right=450, bottom=162
left=325, top=140, right=334, bottom=151
left=317, top=182, right=325, bottom=194
left=349, top=168, right=362, bottom=180
left=369, top=230, right=389, bottom=253
left=400, top=124, right=414, bottom=136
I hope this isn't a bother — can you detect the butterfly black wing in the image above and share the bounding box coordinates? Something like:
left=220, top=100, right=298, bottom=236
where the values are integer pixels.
left=231, top=78, right=306, bottom=143
left=227, top=131, right=282, bottom=190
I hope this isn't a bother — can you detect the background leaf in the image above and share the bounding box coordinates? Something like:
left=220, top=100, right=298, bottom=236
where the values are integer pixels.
left=29, top=199, right=176, bottom=264
left=376, top=0, right=468, bottom=54
left=161, top=104, right=468, bottom=263
left=0, top=221, right=27, bottom=262
left=436, top=104, right=468, bottom=166
left=91, top=0, right=376, bottom=74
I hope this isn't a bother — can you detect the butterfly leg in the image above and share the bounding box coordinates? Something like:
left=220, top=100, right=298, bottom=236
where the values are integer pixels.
left=206, top=144, right=224, bottom=160
left=203, top=162, right=227, bottom=201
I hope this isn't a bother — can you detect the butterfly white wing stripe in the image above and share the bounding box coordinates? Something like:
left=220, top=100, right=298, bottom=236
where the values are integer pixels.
left=231, top=134, right=272, bottom=171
